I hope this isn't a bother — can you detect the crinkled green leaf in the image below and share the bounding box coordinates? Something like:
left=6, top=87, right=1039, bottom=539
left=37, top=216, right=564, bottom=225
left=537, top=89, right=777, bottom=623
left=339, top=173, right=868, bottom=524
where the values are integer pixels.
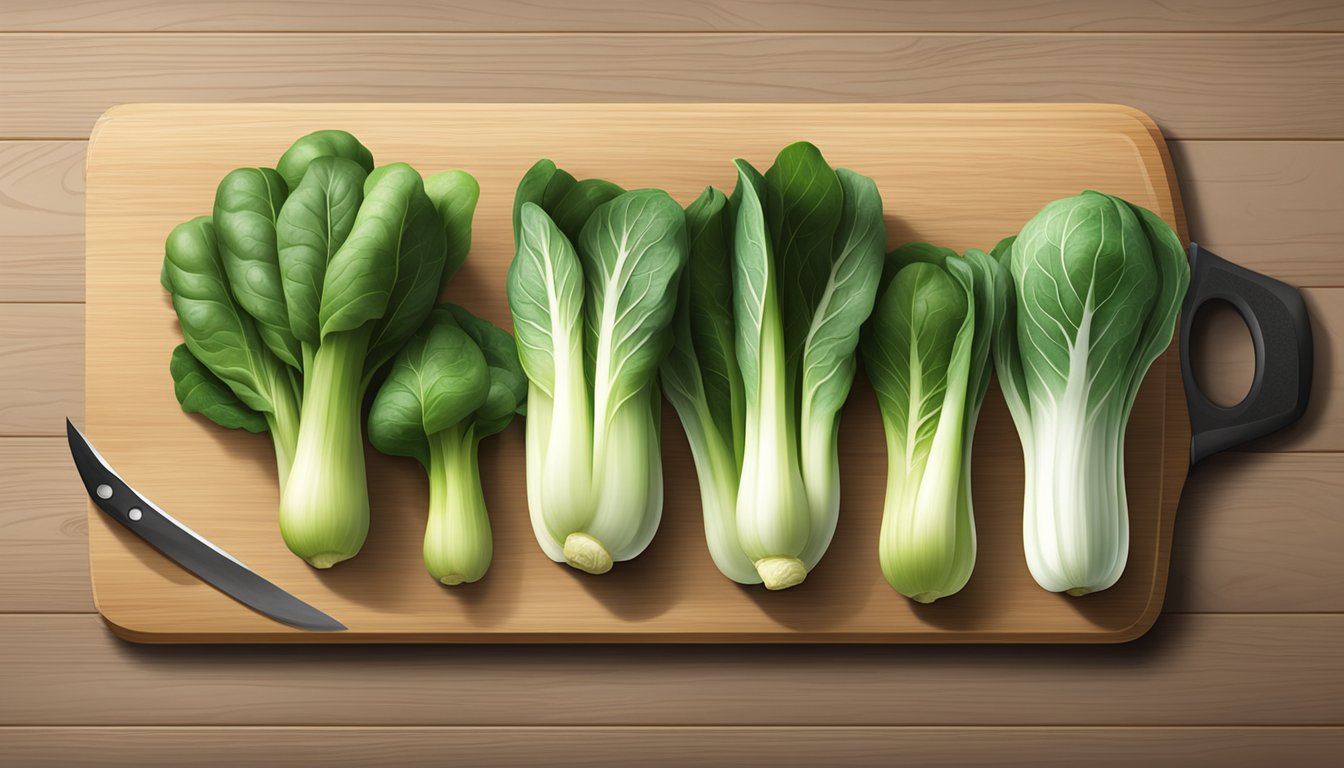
left=276, top=129, right=374, bottom=192
left=169, top=343, right=267, bottom=433
left=214, top=166, right=301, bottom=369
left=367, top=311, right=489, bottom=468
left=578, top=189, right=688, bottom=417
left=276, top=156, right=366, bottom=346
left=424, top=170, right=480, bottom=288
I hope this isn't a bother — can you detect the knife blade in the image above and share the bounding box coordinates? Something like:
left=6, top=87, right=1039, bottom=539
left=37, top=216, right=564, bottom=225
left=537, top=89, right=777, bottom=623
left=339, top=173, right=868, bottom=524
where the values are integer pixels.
left=66, top=419, right=345, bottom=632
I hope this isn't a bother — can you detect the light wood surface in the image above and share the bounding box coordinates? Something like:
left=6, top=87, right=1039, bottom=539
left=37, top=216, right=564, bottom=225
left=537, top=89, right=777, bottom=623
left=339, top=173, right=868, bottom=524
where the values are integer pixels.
left=7, top=1, right=1344, bottom=32
left=1, top=613, right=1340, bottom=725
left=2, top=1, right=1341, bottom=763
left=4, top=34, right=1344, bottom=139
left=2, top=726, right=1342, bottom=768
left=84, top=102, right=1188, bottom=642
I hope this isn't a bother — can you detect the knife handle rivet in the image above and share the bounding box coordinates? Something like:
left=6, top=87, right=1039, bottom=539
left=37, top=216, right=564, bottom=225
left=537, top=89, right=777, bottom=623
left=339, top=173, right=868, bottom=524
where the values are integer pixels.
left=95, top=484, right=112, bottom=499
left=128, top=508, right=143, bottom=522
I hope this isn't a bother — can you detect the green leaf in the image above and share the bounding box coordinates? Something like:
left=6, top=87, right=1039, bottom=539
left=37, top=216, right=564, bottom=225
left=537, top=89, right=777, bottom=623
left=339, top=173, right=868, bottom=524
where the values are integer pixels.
left=682, top=185, right=744, bottom=463
left=162, top=216, right=293, bottom=417
left=169, top=343, right=268, bottom=433
left=729, top=159, right=773, bottom=406
left=367, top=311, right=490, bottom=468
left=764, top=142, right=844, bottom=381
left=550, top=178, right=624, bottom=243
left=444, top=304, right=527, bottom=438
left=424, top=170, right=481, bottom=288
left=276, top=129, right=374, bottom=192
left=578, top=188, right=688, bottom=418
left=363, top=169, right=450, bottom=376
left=276, top=156, right=367, bottom=346
left=214, top=166, right=301, bottom=369
left=1119, top=196, right=1191, bottom=411
left=1010, top=191, right=1158, bottom=413
left=506, top=203, right=586, bottom=400
left=799, top=169, right=885, bottom=423
left=318, top=163, right=446, bottom=380
left=513, top=160, right=569, bottom=238
left=864, top=260, right=968, bottom=474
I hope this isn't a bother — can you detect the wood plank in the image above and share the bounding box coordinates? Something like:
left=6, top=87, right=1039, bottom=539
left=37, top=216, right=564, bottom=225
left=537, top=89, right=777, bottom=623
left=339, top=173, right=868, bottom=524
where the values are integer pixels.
left=2, top=34, right=1344, bottom=139
left=0, top=440, right=92, bottom=612
left=1173, top=141, right=1344, bottom=286
left=6, top=443, right=1342, bottom=615
left=5, top=0, right=1344, bottom=32
left=0, top=614, right=1340, bottom=725
left=0, top=139, right=1336, bottom=307
left=0, top=304, right=81, bottom=434
left=0, top=142, right=83, bottom=302
left=82, top=103, right=1188, bottom=642
left=4, top=140, right=1341, bottom=297
left=1165, top=453, right=1344, bottom=612
left=1186, top=288, right=1341, bottom=451
left=1, top=726, right=1341, bottom=767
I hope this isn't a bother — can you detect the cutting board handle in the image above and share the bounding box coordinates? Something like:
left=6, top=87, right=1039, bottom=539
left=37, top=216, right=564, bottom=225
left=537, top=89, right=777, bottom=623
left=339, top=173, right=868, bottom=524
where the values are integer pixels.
left=1180, top=243, right=1313, bottom=463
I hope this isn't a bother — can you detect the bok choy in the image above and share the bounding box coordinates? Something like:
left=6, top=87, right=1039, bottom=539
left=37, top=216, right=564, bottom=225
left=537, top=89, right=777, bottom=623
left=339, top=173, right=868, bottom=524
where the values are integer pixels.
left=661, top=142, right=885, bottom=589
left=861, top=244, right=1007, bottom=603
left=163, top=130, right=480, bottom=568
left=369, top=305, right=525, bottom=585
left=994, top=191, right=1189, bottom=596
left=507, top=162, right=688, bottom=574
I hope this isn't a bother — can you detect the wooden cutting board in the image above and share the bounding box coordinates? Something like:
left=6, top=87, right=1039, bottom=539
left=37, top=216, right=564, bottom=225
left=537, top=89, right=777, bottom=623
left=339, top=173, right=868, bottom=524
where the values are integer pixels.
left=85, top=103, right=1189, bottom=643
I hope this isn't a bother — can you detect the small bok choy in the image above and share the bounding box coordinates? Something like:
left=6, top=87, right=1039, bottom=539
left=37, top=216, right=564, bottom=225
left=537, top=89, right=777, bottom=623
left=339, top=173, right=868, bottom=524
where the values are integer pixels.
left=507, top=162, right=688, bottom=574
left=861, top=244, right=1008, bottom=603
left=994, top=191, right=1189, bottom=596
left=163, top=130, right=481, bottom=569
left=369, top=305, right=525, bottom=585
left=661, top=142, right=885, bottom=589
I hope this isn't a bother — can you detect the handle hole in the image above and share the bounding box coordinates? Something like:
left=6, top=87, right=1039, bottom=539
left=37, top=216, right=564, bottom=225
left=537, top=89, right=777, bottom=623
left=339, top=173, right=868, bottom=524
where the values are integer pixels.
left=1189, top=298, right=1254, bottom=408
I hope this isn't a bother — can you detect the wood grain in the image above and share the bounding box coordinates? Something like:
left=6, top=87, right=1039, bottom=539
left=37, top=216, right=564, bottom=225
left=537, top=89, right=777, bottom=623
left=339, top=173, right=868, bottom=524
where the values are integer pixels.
left=0, top=304, right=81, bottom=434
left=1, top=613, right=1341, bottom=725
left=0, top=142, right=83, bottom=302
left=0, top=440, right=92, bottom=612
left=6, top=0, right=1343, bottom=32
left=3, top=34, right=1344, bottom=139
left=1186, top=288, right=1340, bottom=451
left=83, top=103, right=1187, bottom=642
left=1165, top=453, right=1344, bottom=612
left=1173, top=141, right=1344, bottom=287
left=8, top=140, right=1343, bottom=297
left=8, top=443, right=1341, bottom=615
left=1, top=726, right=1341, bottom=767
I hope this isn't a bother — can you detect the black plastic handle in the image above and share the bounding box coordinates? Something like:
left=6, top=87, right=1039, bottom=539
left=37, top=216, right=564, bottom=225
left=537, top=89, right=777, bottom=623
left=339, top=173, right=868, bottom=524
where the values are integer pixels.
left=1179, top=243, right=1313, bottom=464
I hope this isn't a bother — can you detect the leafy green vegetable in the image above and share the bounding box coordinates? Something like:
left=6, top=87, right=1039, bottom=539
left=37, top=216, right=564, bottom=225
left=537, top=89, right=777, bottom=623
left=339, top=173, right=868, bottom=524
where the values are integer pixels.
left=508, top=163, right=687, bottom=574
left=280, top=160, right=449, bottom=569
left=369, top=305, right=525, bottom=585
left=994, top=191, right=1190, bottom=596
left=214, top=167, right=300, bottom=370
left=162, top=216, right=301, bottom=486
left=169, top=343, right=269, bottom=434
left=164, top=131, right=478, bottom=569
left=276, top=129, right=374, bottom=192
left=862, top=245, right=1007, bottom=603
left=661, top=143, right=885, bottom=589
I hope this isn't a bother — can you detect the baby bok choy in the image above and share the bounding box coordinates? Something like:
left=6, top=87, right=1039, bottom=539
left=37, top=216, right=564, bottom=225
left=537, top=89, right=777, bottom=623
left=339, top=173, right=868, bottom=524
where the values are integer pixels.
left=507, top=161, right=688, bottom=575
left=163, top=129, right=481, bottom=569
left=861, top=245, right=1007, bottom=603
left=661, top=142, right=885, bottom=589
left=369, top=305, right=525, bottom=585
left=994, top=191, right=1189, bottom=596
left=163, top=218, right=302, bottom=487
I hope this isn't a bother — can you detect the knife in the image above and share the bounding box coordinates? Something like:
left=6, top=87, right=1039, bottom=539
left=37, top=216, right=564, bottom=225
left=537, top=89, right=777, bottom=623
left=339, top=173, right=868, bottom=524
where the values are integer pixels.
left=66, top=419, right=346, bottom=632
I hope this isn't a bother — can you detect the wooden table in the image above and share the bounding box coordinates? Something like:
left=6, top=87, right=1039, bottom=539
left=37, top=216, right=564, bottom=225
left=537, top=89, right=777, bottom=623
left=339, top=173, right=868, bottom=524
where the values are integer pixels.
left=1, top=2, right=1340, bottom=765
